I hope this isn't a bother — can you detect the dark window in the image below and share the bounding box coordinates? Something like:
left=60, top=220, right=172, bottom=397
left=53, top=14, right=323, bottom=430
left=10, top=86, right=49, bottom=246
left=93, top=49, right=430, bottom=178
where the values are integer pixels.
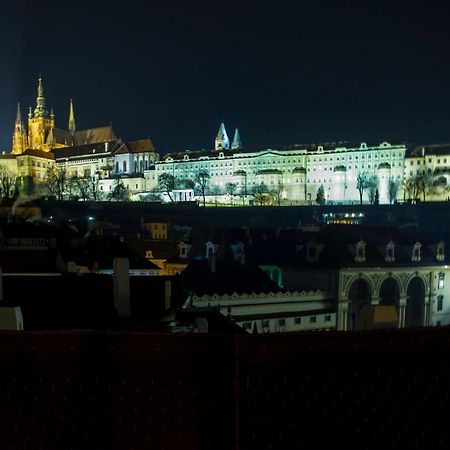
left=294, top=317, right=301, bottom=325
left=261, top=320, right=269, bottom=328
left=325, top=314, right=331, bottom=322
left=278, top=319, right=286, bottom=327
left=437, top=295, right=444, bottom=311
left=309, top=316, right=317, bottom=324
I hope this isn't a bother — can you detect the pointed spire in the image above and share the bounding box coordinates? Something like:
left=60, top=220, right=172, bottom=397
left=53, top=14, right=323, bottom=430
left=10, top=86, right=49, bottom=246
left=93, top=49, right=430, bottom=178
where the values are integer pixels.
left=215, top=122, right=229, bottom=150
left=68, top=99, right=76, bottom=136
left=12, top=102, right=28, bottom=154
left=33, top=74, right=49, bottom=118
left=231, top=128, right=242, bottom=149
left=16, top=102, right=22, bottom=124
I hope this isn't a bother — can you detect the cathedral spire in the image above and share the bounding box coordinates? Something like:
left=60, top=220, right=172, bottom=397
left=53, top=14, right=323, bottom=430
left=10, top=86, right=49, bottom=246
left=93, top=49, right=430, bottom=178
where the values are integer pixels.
left=16, top=101, right=22, bottom=123
left=68, top=99, right=76, bottom=136
left=33, top=75, right=49, bottom=118
left=215, top=122, right=229, bottom=150
left=231, top=128, right=242, bottom=149
left=12, top=102, right=28, bottom=154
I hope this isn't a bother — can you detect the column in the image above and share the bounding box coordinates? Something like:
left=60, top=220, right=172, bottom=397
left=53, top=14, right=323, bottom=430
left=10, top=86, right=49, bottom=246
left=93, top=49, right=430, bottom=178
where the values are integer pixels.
left=398, top=295, right=407, bottom=328
left=337, top=301, right=349, bottom=331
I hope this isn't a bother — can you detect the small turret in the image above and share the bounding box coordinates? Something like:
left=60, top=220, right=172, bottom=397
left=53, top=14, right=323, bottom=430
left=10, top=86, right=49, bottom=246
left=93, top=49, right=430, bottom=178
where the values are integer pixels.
left=68, top=99, right=76, bottom=137
left=215, top=122, right=229, bottom=150
left=231, top=128, right=242, bottom=149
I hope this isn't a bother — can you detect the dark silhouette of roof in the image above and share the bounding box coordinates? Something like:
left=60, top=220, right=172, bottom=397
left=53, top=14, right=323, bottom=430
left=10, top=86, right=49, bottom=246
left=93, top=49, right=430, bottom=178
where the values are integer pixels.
left=181, top=259, right=281, bottom=296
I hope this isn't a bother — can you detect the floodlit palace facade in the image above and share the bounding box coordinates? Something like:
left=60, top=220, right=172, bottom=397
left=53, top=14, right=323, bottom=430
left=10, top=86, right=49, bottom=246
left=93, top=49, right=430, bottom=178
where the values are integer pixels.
left=2, top=76, right=450, bottom=204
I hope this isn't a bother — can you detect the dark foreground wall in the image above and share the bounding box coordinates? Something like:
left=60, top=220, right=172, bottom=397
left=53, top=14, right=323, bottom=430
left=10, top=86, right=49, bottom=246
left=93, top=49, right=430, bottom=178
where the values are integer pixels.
left=0, top=329, right=449, bottom=449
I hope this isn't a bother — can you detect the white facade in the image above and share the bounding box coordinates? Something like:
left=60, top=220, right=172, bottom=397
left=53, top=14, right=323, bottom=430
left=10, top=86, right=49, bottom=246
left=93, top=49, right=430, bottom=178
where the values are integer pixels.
left=149, top=141, right=406, bottom=205
left=192, top=290, right=336, bottom=333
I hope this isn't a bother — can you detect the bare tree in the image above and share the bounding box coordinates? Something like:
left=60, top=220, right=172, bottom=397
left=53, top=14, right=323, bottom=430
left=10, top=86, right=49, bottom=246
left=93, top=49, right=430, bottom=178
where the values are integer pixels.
left=194, top=171, right=210, bottom=207
left=271, top=181, right=284, bottom=206
left=73, top=176, right=91, bottom=201
left=388, top=177, right=400, bottom=204
left=367, top=175, right=379, bottom=204
left=88, top=176, right=103, bottom=201
left=157, top=173, right=176, bottom=202
left=225, top=182, right=237, bottom=205
left=46, top=165, right=69, bottom=200
left=252, top=183, right=269, bottom=206
left=0, top=166, right=18, bottom=200
left=356, top=172, right=370, bottom=205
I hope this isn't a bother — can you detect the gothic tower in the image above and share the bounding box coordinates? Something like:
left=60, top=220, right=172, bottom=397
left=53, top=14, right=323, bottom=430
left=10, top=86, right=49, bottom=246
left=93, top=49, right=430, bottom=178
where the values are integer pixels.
left=68, top=98, right=76, bottom=139
left=11, top=102, right=28, bottom=154
left=27, top=76, right=55, bottom=151
left=215, top=122, right=230, bottom=150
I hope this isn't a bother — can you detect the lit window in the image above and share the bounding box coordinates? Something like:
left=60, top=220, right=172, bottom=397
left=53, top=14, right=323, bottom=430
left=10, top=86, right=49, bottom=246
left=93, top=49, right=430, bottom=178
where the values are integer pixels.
left=438, top=273, right=445, bottom=289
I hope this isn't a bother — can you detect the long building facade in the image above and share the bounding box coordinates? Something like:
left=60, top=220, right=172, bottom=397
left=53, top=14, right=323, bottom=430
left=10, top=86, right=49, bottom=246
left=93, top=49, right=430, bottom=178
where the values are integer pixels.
left=3, top=77, right=450, bottom=204
left=149, top=130, right=406, bottom=204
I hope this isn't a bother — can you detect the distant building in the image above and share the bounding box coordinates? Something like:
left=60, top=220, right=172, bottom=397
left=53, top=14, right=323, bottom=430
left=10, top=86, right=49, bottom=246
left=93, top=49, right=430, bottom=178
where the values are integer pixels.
left=149, top=132, right=406, bottom=205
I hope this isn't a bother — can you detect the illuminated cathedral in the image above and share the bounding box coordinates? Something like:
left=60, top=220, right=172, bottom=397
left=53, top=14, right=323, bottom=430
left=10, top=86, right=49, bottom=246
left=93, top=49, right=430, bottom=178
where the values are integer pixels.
left=12, top=76, right=116, bottom=154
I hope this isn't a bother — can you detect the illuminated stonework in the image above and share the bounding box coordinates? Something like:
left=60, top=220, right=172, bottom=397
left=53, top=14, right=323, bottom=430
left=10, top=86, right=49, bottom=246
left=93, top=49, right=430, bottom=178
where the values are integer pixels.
left=150, top=135, right=406, bottom=205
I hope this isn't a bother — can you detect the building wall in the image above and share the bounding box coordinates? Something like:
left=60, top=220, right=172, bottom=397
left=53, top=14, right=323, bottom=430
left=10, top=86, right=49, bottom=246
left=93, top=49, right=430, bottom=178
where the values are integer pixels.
left=152, top=141, right=406, bottom=205
left=192, top=291, right=335, bottom=333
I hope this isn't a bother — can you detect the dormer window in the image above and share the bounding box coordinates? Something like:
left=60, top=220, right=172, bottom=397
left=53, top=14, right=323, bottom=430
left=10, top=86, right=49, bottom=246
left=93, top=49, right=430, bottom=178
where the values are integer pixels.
left=205, top=241, right=217, bottom=259
left=385, top=241, right=395, bottom=262
left=437, top=241, right=445, bottom=262
left=412, top=242, right=421, bottom=262
left=178, top=241, right=191, bottom=259
left=355, top=240, right=366, bottom=263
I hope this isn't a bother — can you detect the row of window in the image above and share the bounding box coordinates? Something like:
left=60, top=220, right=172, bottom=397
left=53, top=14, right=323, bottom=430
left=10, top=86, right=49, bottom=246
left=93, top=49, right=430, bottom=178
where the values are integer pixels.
left=411, top=158, right=448, bottom=165
left=242, top=314, right=333, bottom=330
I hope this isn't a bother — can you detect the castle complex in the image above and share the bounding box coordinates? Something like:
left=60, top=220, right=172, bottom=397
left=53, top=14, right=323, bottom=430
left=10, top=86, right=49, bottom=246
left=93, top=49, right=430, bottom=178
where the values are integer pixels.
left=2, top=76, right=450, bottom=204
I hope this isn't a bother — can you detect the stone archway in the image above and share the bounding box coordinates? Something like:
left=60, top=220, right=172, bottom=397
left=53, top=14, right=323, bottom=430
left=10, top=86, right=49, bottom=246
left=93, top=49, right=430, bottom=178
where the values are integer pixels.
left=347, top=278, right=372, bottom=331
left=379, top=277, right=400, bottom=307
left=405, top=277, right=426, bottom=327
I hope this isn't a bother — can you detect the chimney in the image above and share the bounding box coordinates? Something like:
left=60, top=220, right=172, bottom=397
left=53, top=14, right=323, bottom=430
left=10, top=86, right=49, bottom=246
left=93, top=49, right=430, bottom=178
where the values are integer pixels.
left=164, top=280, right=172, bottom=310
left=239, top=245, right=245, bottom=265
left=208, top=252, right=216, bottom=273
left=113, top=257, right=131, bottom=317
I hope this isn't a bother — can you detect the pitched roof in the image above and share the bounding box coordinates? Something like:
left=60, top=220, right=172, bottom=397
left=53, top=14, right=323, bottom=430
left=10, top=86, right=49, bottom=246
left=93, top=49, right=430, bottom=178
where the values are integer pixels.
left=162, top=140, right=406, bottom=161
left=52, top=140, right=120, bottom=159
left=73, top=125, right=117, bottom=145
left=47, top=127, right=72, bottom=145
left=409, top=143, right=450, bottom=157
left=181, top=260, right=281, bottom=296
left=282, top=224, right=447, bottom=268
left=17, top=148, right=55, bottom=159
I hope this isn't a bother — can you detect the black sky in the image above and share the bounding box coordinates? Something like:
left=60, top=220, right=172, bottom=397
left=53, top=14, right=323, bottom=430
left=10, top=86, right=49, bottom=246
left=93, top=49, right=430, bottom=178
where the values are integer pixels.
left=2, top=0, right=450, bottom=152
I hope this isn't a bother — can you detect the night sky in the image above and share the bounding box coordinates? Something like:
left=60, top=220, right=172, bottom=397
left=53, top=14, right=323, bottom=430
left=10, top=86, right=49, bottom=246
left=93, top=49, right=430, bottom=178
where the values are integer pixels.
left=2, top=0, right=450, bottom=153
